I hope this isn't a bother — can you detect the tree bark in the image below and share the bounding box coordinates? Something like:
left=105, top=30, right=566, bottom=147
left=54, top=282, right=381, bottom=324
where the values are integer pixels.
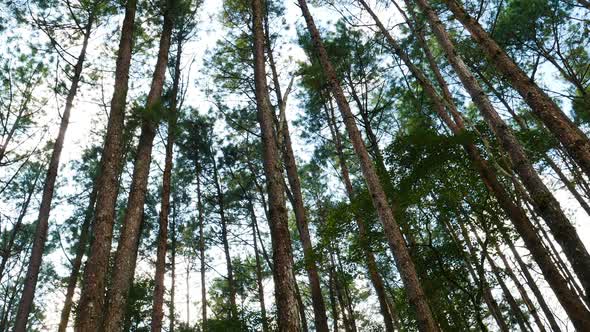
left=324, top=98, right=398, bottom=332
left=0, top=166, right=42, bottom=282
left=197, top=170, right=207, bottom=331
left=441, top=0, right=590, bottom=179
left=251, top=0, right=301, bottom=330
left=151, top=37, right=182, bottom=332
left=298, top=1, right=439, bottom=330
left=416, top=0, right=590, bottom=318
left=101, top=2, right=175, bottom=330
left=14, top=13, right=94, bottom=331
left=264, top=10, right=329, bottom=331
left=248, top=199, right=269, bottom=332
left=57, top=183, right=98, bottom=332
left=75, top=1, right=137, bottom=329
left=211, top=157, right=238, bottom=320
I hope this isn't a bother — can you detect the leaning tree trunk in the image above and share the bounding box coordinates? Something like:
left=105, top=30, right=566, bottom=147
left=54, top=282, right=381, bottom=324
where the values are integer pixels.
left=150, top=37, right=182, bottom=332
left=13, top=14, right=94, bottom=331
left=75, top=1, right=137, bottom=330
left=323, top=98, right=398, bottom=332
left=441, top=0, right=590, bottom=179
left=101, top=3, right=175, bottom=331
left=415, top=0, right=590, bottom=322
left=251, top=0, right=301, bottom=330
left=298, top=0, right=439, bottom=330
left=0, top=166, right=42, bottom=282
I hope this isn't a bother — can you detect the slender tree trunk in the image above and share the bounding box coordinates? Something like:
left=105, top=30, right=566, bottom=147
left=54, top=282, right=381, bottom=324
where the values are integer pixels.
left=102, top=3, right=175, bottom=330
left=416, top=0, right=590, bottom=316
left=502, top=232, right=562, bottom=332
left=472, top=66, right=590, bottom=217
left=211, top=158, right=238, bottom=320
left=248, top=199, right=269, bottom=332
left=328, top=267, right=339, bottom=332
left=470, top=226, right=532, bottom=332
left=14, top=15, right=94, bottom=331
left=298, top=1, right=438, bottom=330
left=323, top=98, right=398, bottom=332
left=196, top=171, right=207, bottom=331
left=293, top=272, right=309, bottom=332
left=493, top=242, right=547, bottom=332
left=251, top=0, right=301, bottom=330
left=75, top=1, right=137, bottom=329
left=0, top=166, right=42, bottom=281
left=151, top=37, right=182, bottom=332
left=264, top=11, right=329, bottom=332
left=170, top=204, right=177, bottom=332
left=57, top=184, right=98, bottom=332
left=441, top=0, right=590, bottom=178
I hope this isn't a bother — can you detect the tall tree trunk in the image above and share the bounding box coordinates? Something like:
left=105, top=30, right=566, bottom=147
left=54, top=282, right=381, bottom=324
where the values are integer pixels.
left=249, top=199, right=269, bottom=332
left=170, top=203, right=177, bottom=332
left=151, top=37, right=182, bottom=332
left=293, top=273, right=309, bottom=332
left=197, top=171, right=207, bottom=331
left=264, top=10, right=329, bottom=331
left=371, top=0, right=590, bottom=325
left=101, top=3, right=175, bottom=330
left=57, top=183, right=98, bottom=332
left=455, top=222, right=510, bottom=332
left=297, top=1, right=438, bottom=330
left=415, top=0, right=590, bottom=319
left=251, top=0, right=301, bottom=330
left=0, top=166, right=42, bottom=281
left=441, top=0, right=590, bottom=178
left=471, top=66, right=590, bottom=217
left=14, top=14, right=94, bottom=331
left=328, top=267, right=339, bottom=332
left=211, top=158, right=238, bottom=320
left=75, top=0, right=137, bottom=329
left=324, top=98, right=398, bottom=332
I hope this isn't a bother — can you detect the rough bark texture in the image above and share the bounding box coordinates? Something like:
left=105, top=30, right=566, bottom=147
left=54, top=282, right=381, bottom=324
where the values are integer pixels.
left=251, top=0, right=301, bottom=330
left=298, top=1, right=438, bottom=330
left=265, top=15, right=329, bottom=332
left=14, top=15, right=93, bottom=331
left=442, top=0, right=590, bottom=179
left=75, top=1, right=137, bottom=329
left=415, top=0, right=590, bottom=323
left=151, top=38, right=182, bottom=332
left=101, top=3, right=175, bottom=330
left=57, top=183, right=98, bottom=332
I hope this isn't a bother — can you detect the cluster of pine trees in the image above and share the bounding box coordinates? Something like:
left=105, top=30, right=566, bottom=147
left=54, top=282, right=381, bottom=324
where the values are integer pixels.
left=0, top=0, right=589, bottom=330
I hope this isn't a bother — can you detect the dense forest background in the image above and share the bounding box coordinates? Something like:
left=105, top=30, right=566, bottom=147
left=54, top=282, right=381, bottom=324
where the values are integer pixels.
left=1, top=0, right=589, bottom=331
